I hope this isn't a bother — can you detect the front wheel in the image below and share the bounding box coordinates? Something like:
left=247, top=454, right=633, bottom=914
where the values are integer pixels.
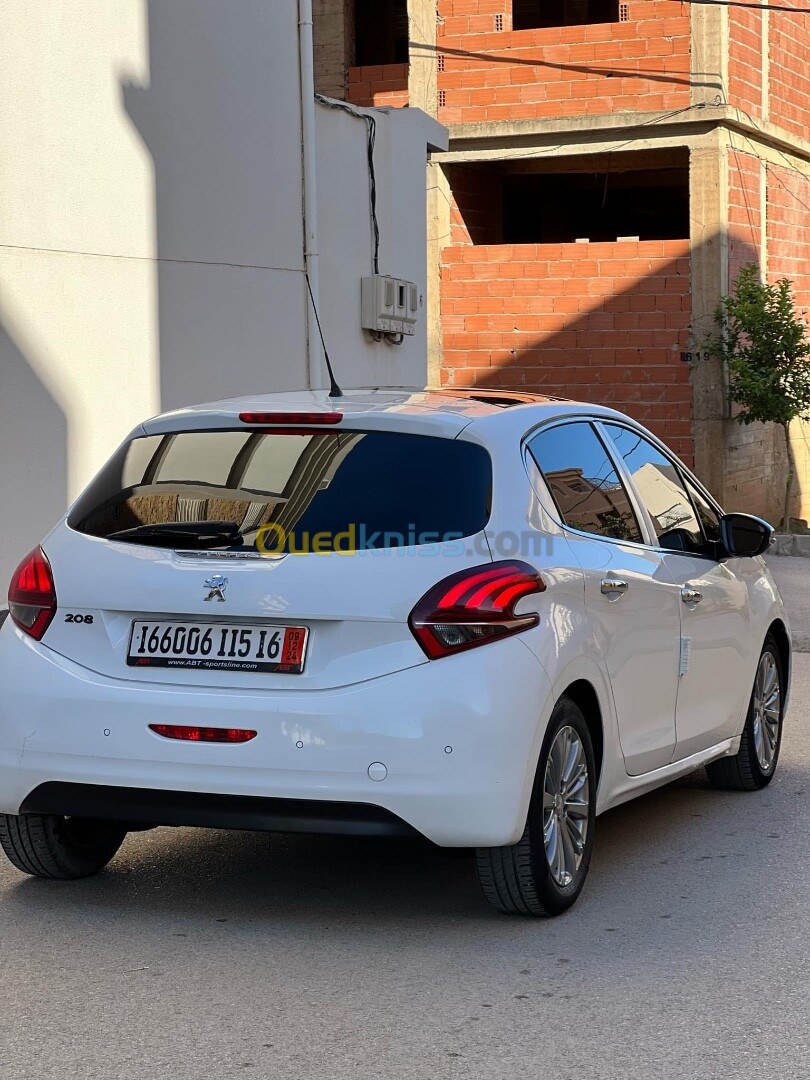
left=475, top=697, right=596, bottom=917
left=0, top=814, right=127, bottom=879
left=706, top=635, right=785, bottom=791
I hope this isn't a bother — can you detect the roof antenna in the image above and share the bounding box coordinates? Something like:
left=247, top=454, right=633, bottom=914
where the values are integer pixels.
left=305, top=273, right=343, bottom=398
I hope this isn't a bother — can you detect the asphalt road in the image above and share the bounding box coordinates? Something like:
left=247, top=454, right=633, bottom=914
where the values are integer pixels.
left=0, top=657, right=807, bottom=1080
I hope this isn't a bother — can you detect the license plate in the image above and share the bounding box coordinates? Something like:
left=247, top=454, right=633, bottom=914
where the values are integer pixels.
left=127, top=622, right=309, bottom=674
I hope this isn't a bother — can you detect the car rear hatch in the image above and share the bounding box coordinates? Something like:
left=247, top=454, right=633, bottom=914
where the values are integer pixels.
left=40, top=413, right=494, bottom=691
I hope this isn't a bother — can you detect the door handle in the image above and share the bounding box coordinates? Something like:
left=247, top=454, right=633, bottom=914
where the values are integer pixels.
left=601, top=578, right=628, bottom=597
left=681, top=587, right=703, bottom=604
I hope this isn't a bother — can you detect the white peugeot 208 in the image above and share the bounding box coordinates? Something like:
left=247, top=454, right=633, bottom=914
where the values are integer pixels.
left=0, top=389, right=790, bottom=916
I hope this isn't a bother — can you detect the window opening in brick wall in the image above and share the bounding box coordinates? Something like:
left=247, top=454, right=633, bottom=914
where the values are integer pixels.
left=355, top=0, right=409, bottom=66
left=448, top=153, right=690, bottom=245
left=502, top=168, right=689, bottom=243
left=513, top=0, right=619, bottom=30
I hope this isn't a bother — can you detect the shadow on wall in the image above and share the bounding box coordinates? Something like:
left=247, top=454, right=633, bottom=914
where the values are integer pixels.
left=121, top=0, right=309, bottom=413
left=440, top=233, right=789, bottom=519
left=0, top=320, right=68, bottom=588
left=411, top=41, right=722, bottom=94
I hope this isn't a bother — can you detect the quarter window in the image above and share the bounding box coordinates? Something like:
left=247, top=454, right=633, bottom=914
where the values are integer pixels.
left=685, top=477, right=723, bottom=546
left=527, top=422, right=642, bottom=543
left=602, top=424, right=716, bottom=556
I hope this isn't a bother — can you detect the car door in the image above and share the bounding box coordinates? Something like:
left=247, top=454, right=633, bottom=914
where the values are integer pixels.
left=600, top=422, right=752, bottom=761
left=526, top=420, right=682, bottom=776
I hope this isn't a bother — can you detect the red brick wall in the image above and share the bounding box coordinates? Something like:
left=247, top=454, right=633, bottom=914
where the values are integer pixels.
left=440, top=239, right=693, bottom=460
left=728, top=149, right=762, bottom=286
left=347, top=63, right=409, bottom=107
left=435, top=0, right=690, bottom=125
left=769, top=13, right=810, bottom=141
left=728, top=8, right=764, bottom=119
left=767, top=164, right=810, bottom=310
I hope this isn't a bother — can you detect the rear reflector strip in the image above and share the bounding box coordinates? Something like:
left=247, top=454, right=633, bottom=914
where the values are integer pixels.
left=149, top=725, right=257, bottom=744
left=238, top=412, right=341, bottom=426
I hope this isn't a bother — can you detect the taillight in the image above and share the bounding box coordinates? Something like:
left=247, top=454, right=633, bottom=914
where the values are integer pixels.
left=409, top=560, right=545, bottom=659
left=149, top=725, right=257, bottom=744
left=8, top=547, right=57, bottom=641
left=238, top=412, right=341, bottom=425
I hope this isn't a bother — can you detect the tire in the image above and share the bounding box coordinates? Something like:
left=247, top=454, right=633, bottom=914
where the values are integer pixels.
left=706, top=635, right=784, bottom=792
left=0, top=814, right=127, bottom=880
left=475, top=697, right=597, bottom=917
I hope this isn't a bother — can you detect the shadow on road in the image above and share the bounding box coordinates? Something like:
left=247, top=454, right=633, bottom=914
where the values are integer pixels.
left=5, top=757, right=805, bottom=949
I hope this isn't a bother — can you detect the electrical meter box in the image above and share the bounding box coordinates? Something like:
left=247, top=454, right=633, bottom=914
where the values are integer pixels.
left=361, top=276, right=419, bottom=336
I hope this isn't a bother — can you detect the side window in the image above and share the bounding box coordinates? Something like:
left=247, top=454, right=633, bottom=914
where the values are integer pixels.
left=602, top=423, right=715, bottom=556
left=527, top=422, right=643, bottom=543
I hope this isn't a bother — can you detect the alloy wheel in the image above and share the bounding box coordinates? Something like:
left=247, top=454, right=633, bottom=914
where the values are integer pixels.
left=752, top=651, right=781, bottom=773
left=542, top=725, right=590, bottom=887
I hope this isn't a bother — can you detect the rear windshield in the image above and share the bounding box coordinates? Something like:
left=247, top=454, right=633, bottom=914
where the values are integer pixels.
left=69, top=430, right=492, bottom=553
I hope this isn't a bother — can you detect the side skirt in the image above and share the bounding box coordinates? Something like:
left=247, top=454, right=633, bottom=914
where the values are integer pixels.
left=596, top=736, right=743, bottom=816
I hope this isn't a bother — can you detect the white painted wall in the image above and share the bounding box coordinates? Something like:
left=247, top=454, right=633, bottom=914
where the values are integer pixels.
left=316, top=102, right=446, bottom=389
left=0, top=0, right=447, bottom=588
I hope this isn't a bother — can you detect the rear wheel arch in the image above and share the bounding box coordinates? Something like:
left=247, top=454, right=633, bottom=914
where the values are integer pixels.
left=476, top=694, right=598, bottom=916
left=767, top=619, right=790, bottom=696
left=559, top=679, right=604, bottom=786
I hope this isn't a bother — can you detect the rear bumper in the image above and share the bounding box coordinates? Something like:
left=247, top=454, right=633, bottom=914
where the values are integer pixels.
left=21, top=782, right=420, bottom=837
left=0, top=623, right=553, bottom=847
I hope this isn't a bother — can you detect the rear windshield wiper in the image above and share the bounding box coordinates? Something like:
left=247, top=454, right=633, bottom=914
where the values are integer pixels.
left=106, top=521, right=244, bottom=550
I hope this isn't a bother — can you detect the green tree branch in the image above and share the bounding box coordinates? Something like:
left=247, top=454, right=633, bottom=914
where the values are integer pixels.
left=706, top=264, right=810, bottom=529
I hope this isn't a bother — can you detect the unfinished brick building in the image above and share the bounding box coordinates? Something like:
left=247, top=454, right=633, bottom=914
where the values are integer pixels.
left=313, top=0, right=810, bottom=524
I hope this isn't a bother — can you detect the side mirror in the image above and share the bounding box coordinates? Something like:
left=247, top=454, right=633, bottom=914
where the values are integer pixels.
left=720, top=513, right=774, bottom=558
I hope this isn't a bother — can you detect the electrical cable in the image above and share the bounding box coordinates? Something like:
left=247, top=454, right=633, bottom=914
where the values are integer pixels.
left=666, top=0, right=809, bottom=11
left=316, top=94, right=381, bottom=274
left=733, top=107, right=810, bottom=215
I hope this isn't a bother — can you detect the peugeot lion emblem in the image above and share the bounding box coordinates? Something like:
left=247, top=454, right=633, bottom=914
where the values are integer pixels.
left=204, top=575, right=228, bottom=603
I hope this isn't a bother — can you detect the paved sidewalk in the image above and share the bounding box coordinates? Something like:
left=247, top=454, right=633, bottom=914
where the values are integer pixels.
left=766, top=555, right=810, bottom=652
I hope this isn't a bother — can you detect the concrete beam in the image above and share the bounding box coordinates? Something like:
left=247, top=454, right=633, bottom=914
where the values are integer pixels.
left=434, top=106, right=810, bottom=168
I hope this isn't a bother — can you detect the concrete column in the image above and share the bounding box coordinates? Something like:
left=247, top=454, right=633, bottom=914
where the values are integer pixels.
left=426, top=162, right=450, bottom=387
left=413, top=0, right=441, bottom=387
left=760, top=158, right=768, bottom=280
left=690, top=133, right=730, bottom=499
left=408, top=0, right=438, bottom=116
left=690, top=0, right=728, bottom=105
left=312, top=0, right=353, bottom=99
left=761, top=10, right=770, bottom=121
